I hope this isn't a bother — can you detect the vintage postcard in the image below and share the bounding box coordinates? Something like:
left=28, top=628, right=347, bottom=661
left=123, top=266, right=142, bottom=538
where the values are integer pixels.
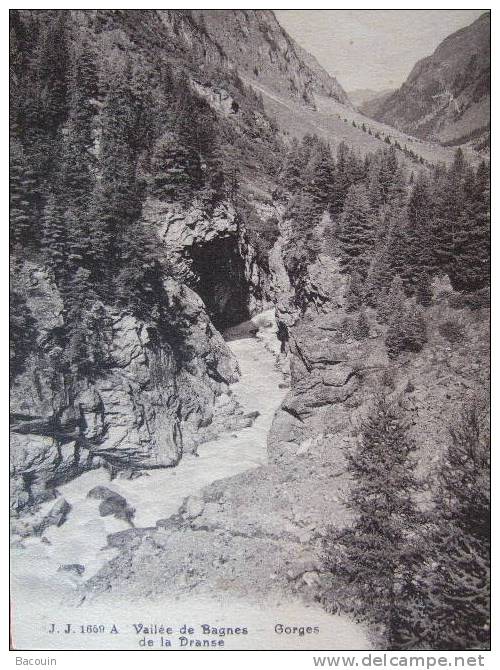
left=9, top=7, right=490, bottom=652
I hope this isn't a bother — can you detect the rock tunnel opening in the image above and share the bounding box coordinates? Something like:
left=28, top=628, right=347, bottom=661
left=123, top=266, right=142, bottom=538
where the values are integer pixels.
left=190, top=236, right=251, bottom=332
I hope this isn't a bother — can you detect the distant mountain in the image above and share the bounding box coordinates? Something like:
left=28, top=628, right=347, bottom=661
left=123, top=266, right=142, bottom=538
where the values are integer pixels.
left=365, top=12, right=490, bottom=148
left=348, top=88, right=393, bottom=110
left=190, top=9, right=351, bottom=106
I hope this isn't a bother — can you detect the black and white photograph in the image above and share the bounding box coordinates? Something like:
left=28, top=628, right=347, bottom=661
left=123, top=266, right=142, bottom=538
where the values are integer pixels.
left=9, top=6, right=490, bottom=653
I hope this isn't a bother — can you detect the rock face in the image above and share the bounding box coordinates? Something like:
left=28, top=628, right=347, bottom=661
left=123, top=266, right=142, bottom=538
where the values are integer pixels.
left=97, top=9, right=349, bottom=109
left=10, top=261, right=242, bottom=513
left=143, top=199, right=270, bottom=329
left=367, top=12, right=490, bottom=147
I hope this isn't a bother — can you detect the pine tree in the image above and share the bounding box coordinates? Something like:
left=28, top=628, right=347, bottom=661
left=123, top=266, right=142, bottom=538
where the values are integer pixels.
left=431, top=150, right=468, bottom=277
left=364, top=243, right=393, bottom=307
left=354, top=310, right=370, bottom=339
left=330, top=142, right=352, bottom=219
left=150, top=131, right=196, bottom=201
left=376, top=274, right=405, bottom=324
left=404, top=172, right=435, bottom=289
left=449, top=161, right=490, bottom=292
left=89, top=63, right=142, bottom=280
left=60, top=38, right=97, bottom=212
left=415, top=271, right=433, bottom=307
left=344, top=271, right=364, bottom=312
left=304, top=141, right=335, bottom=212
left=383, top=203, right=411, bottom=280
left=41, top=193, right=67, bottom=281
left=27, top=11, right=70, bottom=132
left=402, top=401, right=490, bottom=650
left=323, top=395, right=421, bottom=649
left=284, top=190, right=323, bottom=277
left=62, top=266, right=106, bottom=377
left=10, top=138, right=41, bottom=250
left=338, top=183, right=374, bottom=275
left=281, top=138, right=305, bottom=194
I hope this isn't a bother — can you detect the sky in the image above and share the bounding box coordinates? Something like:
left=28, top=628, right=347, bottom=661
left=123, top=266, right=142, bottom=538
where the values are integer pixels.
left=275, top=10, right=485, bottom=92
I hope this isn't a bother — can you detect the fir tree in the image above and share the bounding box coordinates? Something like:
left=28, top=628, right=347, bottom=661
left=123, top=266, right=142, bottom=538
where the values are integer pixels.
left=449, top=161, right=490, bottom=292
left=431, top=151, right=468, bottom=277
left=10, top=138, right=40, bottom=250
left=364, top=243, right=393, bottom=307
left=338, top=183, right=374, bottom=275
left=150, top=130, right=196, bottom=201
left=401, top=401, right=490, bottom=650
left=404, top=172, right=435, bottom=288
left=323, top=395, right=421, bottom=649
left=376, top=272, right=406, bottom=326
left=415, top=271, right=433, bottom=307
left=304, top=141, right=335, bottom=212
left=344, top=271, right=364, bottom=312
left=41, top=193, right=67, bottom=281
left=354, top=310, right=370, bottom=340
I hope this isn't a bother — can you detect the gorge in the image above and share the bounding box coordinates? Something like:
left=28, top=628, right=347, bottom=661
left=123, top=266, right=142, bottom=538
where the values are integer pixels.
left=10, top=8, right=490, bottom=651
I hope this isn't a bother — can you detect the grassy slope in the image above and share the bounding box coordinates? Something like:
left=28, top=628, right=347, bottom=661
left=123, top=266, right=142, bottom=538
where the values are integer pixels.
left=240, top=74, right=480, bottom=167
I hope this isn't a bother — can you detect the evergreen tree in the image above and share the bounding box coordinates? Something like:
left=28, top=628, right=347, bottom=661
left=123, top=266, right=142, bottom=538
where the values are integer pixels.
left=344, top=271, right=364, bottom=312
left=281, top=138, right=305, bottom=194
left=41, top=193, right=67, bottom=281
left=364, top=243, right=393, bottom=307
left=283, top=190, right=323, bottom=277
left=10, top=138, right=40, bottom=250
left=323, top=395, right=421, bottom=649
left=338, top=183, right=374, bottom=275
left=431, top=151, right=468, bottom=277
left=415, top=271, right=433, bottom=307
left=62, top=267, right=110, bottom=378
left=150, top=130, right=197, bottom=201
left=449, top=161, right=490, bottom=292
left=375, top=271, right=406, bottom=327
left=89, top=63, right=142, bottom=280
left=60, top=38, right=97, bottom=211
left=404, top=172, right=435, bottom=289
left=330, top=142, right=352, bottom=218
left=354, top=310, right=370, bottom=340
left=400, top=401, right=490, bottom=649
left=304, top=141, right=335, bottom=212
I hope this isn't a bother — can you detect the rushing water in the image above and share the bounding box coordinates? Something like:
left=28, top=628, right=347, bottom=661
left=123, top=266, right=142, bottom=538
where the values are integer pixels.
left=11, top=310, right=370, bottom=650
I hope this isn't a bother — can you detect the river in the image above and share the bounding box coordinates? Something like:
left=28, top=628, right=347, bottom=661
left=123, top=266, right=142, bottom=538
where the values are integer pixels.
left=11, top=310, right=370, bottom=650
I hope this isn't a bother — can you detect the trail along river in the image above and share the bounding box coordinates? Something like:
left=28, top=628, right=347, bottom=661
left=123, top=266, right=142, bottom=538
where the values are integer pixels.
left=11, top=310, right=370, bottom=650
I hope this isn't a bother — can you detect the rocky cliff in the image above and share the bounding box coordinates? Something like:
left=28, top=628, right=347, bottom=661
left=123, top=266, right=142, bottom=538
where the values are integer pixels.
left=366, top=12, right=490, bottom=148
left=10, top=256, right=251, bottom=513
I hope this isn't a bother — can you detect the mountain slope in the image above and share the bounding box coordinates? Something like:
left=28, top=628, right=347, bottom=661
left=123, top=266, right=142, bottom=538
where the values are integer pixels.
left=366, top=12, right=490, bottom=148
left=356, top=89, right=394, bottom=116
left=349, top=88, right=393, bottom=110
left=189, top=9, right=350, bottom=107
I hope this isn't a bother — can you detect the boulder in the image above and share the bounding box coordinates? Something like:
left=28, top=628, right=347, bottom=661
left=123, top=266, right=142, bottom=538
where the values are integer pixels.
left=44, top=497, right=71, bottom=528
left=183, top=496, right=205, bottom=520
left=88, top=486, right=135, bottom=524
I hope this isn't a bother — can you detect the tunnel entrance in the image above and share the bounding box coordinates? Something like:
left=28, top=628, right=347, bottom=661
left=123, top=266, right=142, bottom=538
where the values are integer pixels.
left=190, top=236, right=251, bottom=332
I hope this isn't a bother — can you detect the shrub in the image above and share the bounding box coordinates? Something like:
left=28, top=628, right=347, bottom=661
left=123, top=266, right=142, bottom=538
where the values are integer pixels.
left=448, top=288, right=490, bottom=311
left=438, top=319, right=465, bottom=344
left=385, top=305, right=427, bottom=359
